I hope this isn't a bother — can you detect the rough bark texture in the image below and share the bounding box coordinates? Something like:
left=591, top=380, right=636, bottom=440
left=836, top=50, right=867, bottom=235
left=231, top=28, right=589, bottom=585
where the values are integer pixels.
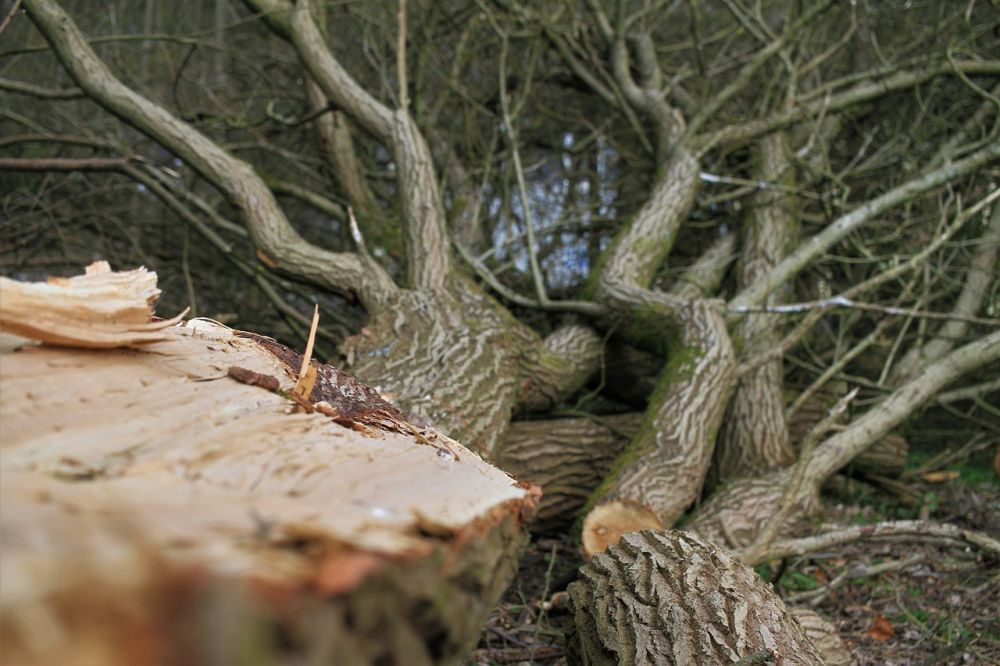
left=597, top=149, right=699, bottom=290
left=789, top=609, right=851, bottom=666
left=580, top=143, right=742, bottom=550
left=0, top=268, right=537, bottom=666
left=340, top=276, right=538, bottom=457
left=565, top=530, right=824, bottom=665
left=687, top=468, right=821, bottom=549
left=497, top=414, right=641, bottom=531
left=716, top=132, right=796, bottom=481
left=585, top=293, right=736, bottom=546
left=516, top=324, right=603, bottom=414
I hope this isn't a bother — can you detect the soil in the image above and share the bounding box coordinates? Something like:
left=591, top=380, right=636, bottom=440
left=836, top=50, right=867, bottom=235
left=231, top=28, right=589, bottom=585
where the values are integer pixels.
left=469, top=475, right=1000, bottom=665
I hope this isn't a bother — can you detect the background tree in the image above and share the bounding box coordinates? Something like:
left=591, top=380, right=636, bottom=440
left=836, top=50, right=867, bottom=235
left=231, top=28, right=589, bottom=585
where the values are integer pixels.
left=2, top=0, right=998, bottom=561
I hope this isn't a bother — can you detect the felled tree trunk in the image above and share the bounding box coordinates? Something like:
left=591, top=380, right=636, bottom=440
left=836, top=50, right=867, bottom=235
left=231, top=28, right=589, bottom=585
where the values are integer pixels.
left=0, top=266, right=538, bottom=666
left=497, top=414, right=641, bottom=531
left=565, top=530, right=824, bottom=665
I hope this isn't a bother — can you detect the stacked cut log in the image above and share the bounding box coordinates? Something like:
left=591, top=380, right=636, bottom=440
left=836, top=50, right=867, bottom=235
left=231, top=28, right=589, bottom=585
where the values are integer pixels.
left=0, top=264, right=537, bottom=666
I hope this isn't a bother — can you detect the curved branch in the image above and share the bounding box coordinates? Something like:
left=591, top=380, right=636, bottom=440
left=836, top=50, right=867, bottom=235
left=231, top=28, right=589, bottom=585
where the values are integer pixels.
left=517, top=324, right=603, bottom=413
left=248, top=0, right=450, bottom=290
left=597, top=148, right=700, bottom=294
left=890, top=202, right=1000, bottom=383
left=22, top=0, right=398, bottom=311
left=246, top=0, right=393, bottom=139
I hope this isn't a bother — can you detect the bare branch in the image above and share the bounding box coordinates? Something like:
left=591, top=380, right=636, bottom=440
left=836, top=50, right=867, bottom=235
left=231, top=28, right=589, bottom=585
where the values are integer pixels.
left=0, top=76, right=83, bottom=99
left=22, top=0, right=397, bottom=310
left=267, top=178, right=346, bottom=221
left=891, top=202, right=1000, bottom=382
left=683, top=0, right=836, bottom=140
left=807, top=327, right=1000, bottom=485
left=743, top=388, right=858, bottom=564
left=698, top=60, right=1000, bottom=152
left=755, top=520, right=1000, bottom=563
left=247, top=0, right=450, bottom=290
left=729, top=141, right=1000, bottom=312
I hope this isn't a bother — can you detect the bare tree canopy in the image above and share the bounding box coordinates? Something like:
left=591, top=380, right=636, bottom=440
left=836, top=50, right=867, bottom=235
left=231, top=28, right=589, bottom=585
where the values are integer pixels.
left=2, top=0, right=999, bottom=662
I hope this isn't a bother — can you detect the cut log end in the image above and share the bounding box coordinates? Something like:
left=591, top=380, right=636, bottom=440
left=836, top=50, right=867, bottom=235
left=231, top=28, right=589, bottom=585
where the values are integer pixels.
left=0, top=265, right=535, bottom=665
left=581, top=500, right=663, bottom=559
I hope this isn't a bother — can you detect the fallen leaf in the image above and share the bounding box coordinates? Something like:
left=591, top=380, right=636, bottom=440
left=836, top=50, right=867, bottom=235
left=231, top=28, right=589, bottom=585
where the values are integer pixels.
left=922, top=470, right=960, bottom=483
left=867, top=615, right=894, bottom=641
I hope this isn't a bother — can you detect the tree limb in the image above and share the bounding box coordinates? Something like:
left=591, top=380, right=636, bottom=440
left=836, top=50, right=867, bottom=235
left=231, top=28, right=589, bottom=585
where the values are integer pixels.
left=248, top=0, right=451, bottom=290
left=729, top=141, right=1000, bottom=312
left=22, top=0, right=397, bottom=311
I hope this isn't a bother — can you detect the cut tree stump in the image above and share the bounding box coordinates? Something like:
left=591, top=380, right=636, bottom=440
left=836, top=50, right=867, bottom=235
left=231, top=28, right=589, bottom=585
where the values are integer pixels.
left=0, top=264, right=538, bottom=666
left=565, top=530, right=825, bottom=665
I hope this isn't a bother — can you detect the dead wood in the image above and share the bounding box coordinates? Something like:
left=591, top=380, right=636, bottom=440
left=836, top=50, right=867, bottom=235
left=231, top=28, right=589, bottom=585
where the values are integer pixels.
left=0, top=266, right=537, bottom=666
left=565, top=530, right=825, bottom=665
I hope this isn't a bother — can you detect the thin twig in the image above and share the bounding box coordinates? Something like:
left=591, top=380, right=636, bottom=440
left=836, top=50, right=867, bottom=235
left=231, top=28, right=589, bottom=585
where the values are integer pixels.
left=396, top=0, right=408, bottom=110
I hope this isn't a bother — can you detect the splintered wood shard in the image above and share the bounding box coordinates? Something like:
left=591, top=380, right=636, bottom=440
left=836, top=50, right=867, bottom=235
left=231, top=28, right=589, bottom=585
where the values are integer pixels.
left=0, top=265, right=536, bottom=666
left=0, top=261, right=183, bottom=347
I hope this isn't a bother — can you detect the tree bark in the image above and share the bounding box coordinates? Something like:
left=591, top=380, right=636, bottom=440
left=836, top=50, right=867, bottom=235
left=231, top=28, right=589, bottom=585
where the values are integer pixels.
left=565, top=530, right=824, bottom=665
left=689, top=328, right=1000, bottom=547
left=516, top=324, right=603, bottom=414
left=340, top=277, right=536, bottom=457
left=582, top=291, right=736, bottom=557
left=22, top=0, right=398, bottom=311
left=789, top=609, right=851, bottom=666
left=716, top=132, right=796, bottom=481
left=497, top=414, right=641, bottom=530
